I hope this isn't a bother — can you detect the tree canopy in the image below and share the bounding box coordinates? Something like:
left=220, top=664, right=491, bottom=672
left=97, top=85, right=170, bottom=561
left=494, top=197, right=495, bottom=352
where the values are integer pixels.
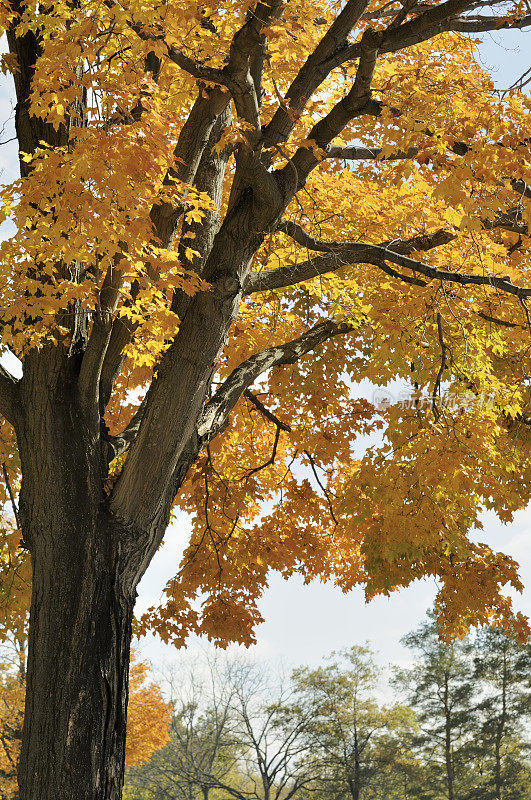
left=1, top=0, right=530, bottom=651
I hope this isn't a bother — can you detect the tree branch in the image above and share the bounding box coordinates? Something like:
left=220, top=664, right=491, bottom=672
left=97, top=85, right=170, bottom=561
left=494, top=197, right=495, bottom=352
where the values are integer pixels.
left=446, top=12, right=531, bottom=33
left=148, top=4, right=286, bottom=246
left=165, top=47, right=226, bottom=83
left=244, top=227, right=454, bottom=292
left=244, top=388, right=292, bottom=432
left=279, top=219, right=455, bottom=253
left=224, top=0, right=285, bottom=127
left=197, top=320, right=352, bottom=441
left=105, top=396, right=148, bottom=462
left=328, top=1, right=527, bottom=69
left=326, top=143, right=419, bottom=161
left=78, top=260, right=123, bottom=409
left=149, top=87, right=231, bottom=249
left=244, top=228, right=531, bottom=299
left=288, top=26, right=384, bottom=184
left=261, top=0, right=370, bottom=151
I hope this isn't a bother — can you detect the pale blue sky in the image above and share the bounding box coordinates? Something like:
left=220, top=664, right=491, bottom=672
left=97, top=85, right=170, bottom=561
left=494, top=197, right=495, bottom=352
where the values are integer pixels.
left=0, top=25, right=529, bottom=676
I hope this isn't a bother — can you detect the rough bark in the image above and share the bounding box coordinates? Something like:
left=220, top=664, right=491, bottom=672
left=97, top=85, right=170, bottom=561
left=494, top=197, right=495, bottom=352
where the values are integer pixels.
left=12, top=347, right=205, bottom=800
left=14, top=348, right=135, bottom=800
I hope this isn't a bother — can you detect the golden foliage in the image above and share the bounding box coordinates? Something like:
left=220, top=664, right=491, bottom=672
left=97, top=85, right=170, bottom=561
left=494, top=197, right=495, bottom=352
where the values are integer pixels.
left=0, top=0, right=530, bottom=651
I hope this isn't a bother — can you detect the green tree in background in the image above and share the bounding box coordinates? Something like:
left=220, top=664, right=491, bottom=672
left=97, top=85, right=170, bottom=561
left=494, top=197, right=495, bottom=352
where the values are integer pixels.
left=393, top=619, right=476, bottom=800
left=289, top=645, right=419, bottom=800
left=468, top=628, right=531, bottom=800
left=124, top=622, right=531, bottom=800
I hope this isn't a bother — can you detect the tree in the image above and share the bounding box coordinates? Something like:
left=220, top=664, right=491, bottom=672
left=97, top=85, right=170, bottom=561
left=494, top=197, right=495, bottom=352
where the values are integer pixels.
left=222, top=661, right=315, bottom=800
left=469, top=628, right=531, bottom=800
left=125, top=655, right=242, bottom=800
left=125, top=657, right=313, bottom=800
left=0, top=0, right=530, bottom=796
left=124, top=655, right=173, bottom=768
left=289, top=645, right=418, bottom=800
left=393, top=618, right=476, bottom=800
left=0, top=649, right=171, bottom=799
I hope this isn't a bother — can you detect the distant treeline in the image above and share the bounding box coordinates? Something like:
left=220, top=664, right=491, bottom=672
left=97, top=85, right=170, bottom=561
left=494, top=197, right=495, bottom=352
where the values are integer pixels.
left=124, top=615, right=531, bottom=800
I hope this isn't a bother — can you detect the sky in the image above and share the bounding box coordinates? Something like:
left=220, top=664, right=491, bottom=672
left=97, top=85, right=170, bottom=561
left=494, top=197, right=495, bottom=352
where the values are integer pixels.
left=0, top=21, right=530, bottom=680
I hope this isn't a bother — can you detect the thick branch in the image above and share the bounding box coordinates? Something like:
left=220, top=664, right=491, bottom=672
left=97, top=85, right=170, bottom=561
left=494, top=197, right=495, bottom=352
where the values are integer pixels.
left=288, top=27, right=383, bottom=183
left=105, top=396, right=147, bottom=462
left=165, top=47, right=226, bottom=83
left=277, top=220, right=454, bottom=254
left=274, top=8, right=496, bottom=180
left=150, top=87, right=230, bottom=249
left=243, top=228, right=531, bottom=298
left=78, top=261, right=123, bottom=409
left=262, top=0, right=370, bottom=150
left=326, top=143, right=419, bottom=160
left=99, top=98, right=232, bottom=413
left=447, top=12, right=531, bottom=32
left=197, top=320, right=352, bottom=440
left=6, top=0, right=68, bottom=172
left=327, top=0, right=524, bottom=69
left=224, top=0, right=285, bottom=126
left=174, top=104, right=233, bottom=317
left=98, top=302, right=139, bottom=414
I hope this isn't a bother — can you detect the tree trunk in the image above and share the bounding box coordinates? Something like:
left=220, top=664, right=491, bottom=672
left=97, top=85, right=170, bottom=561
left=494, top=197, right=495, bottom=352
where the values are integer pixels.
left=14, top=348, right=139, bottom=800
left=443, top=675, right=454, bottom=800
left=494, top=650, right=508, bottom=800
left=19, top=537, right=135, bottom=800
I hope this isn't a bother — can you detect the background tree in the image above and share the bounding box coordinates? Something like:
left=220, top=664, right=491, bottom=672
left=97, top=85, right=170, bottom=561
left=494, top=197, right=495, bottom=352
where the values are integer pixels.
left=364, top=705, right=426, bottom=800
left=125, top=658, right=313, bottom=800
left=393, top=619, right=476, bottom=800
left=289, top=645, right=418, bottom=800
left=125, top=655, right=243, bottom=800
left=224, top=661, right=314, bottom=800
left=0, top=0, right=530, bottom=797
left=468, top=628, right=531, bottom=800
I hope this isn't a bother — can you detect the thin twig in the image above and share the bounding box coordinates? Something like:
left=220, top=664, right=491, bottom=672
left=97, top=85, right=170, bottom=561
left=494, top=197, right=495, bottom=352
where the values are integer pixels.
left=244, top=389, right=291, bottom=432
left=303, top=450, right=338, bottom=525
left=432, top=313, right=450, bottom=420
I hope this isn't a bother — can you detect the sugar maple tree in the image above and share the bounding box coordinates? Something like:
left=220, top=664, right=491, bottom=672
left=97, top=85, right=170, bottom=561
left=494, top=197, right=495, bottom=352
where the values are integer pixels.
left=0, top=0, right=530, bottom=797
left=0, top=635, right=171, bottom=798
